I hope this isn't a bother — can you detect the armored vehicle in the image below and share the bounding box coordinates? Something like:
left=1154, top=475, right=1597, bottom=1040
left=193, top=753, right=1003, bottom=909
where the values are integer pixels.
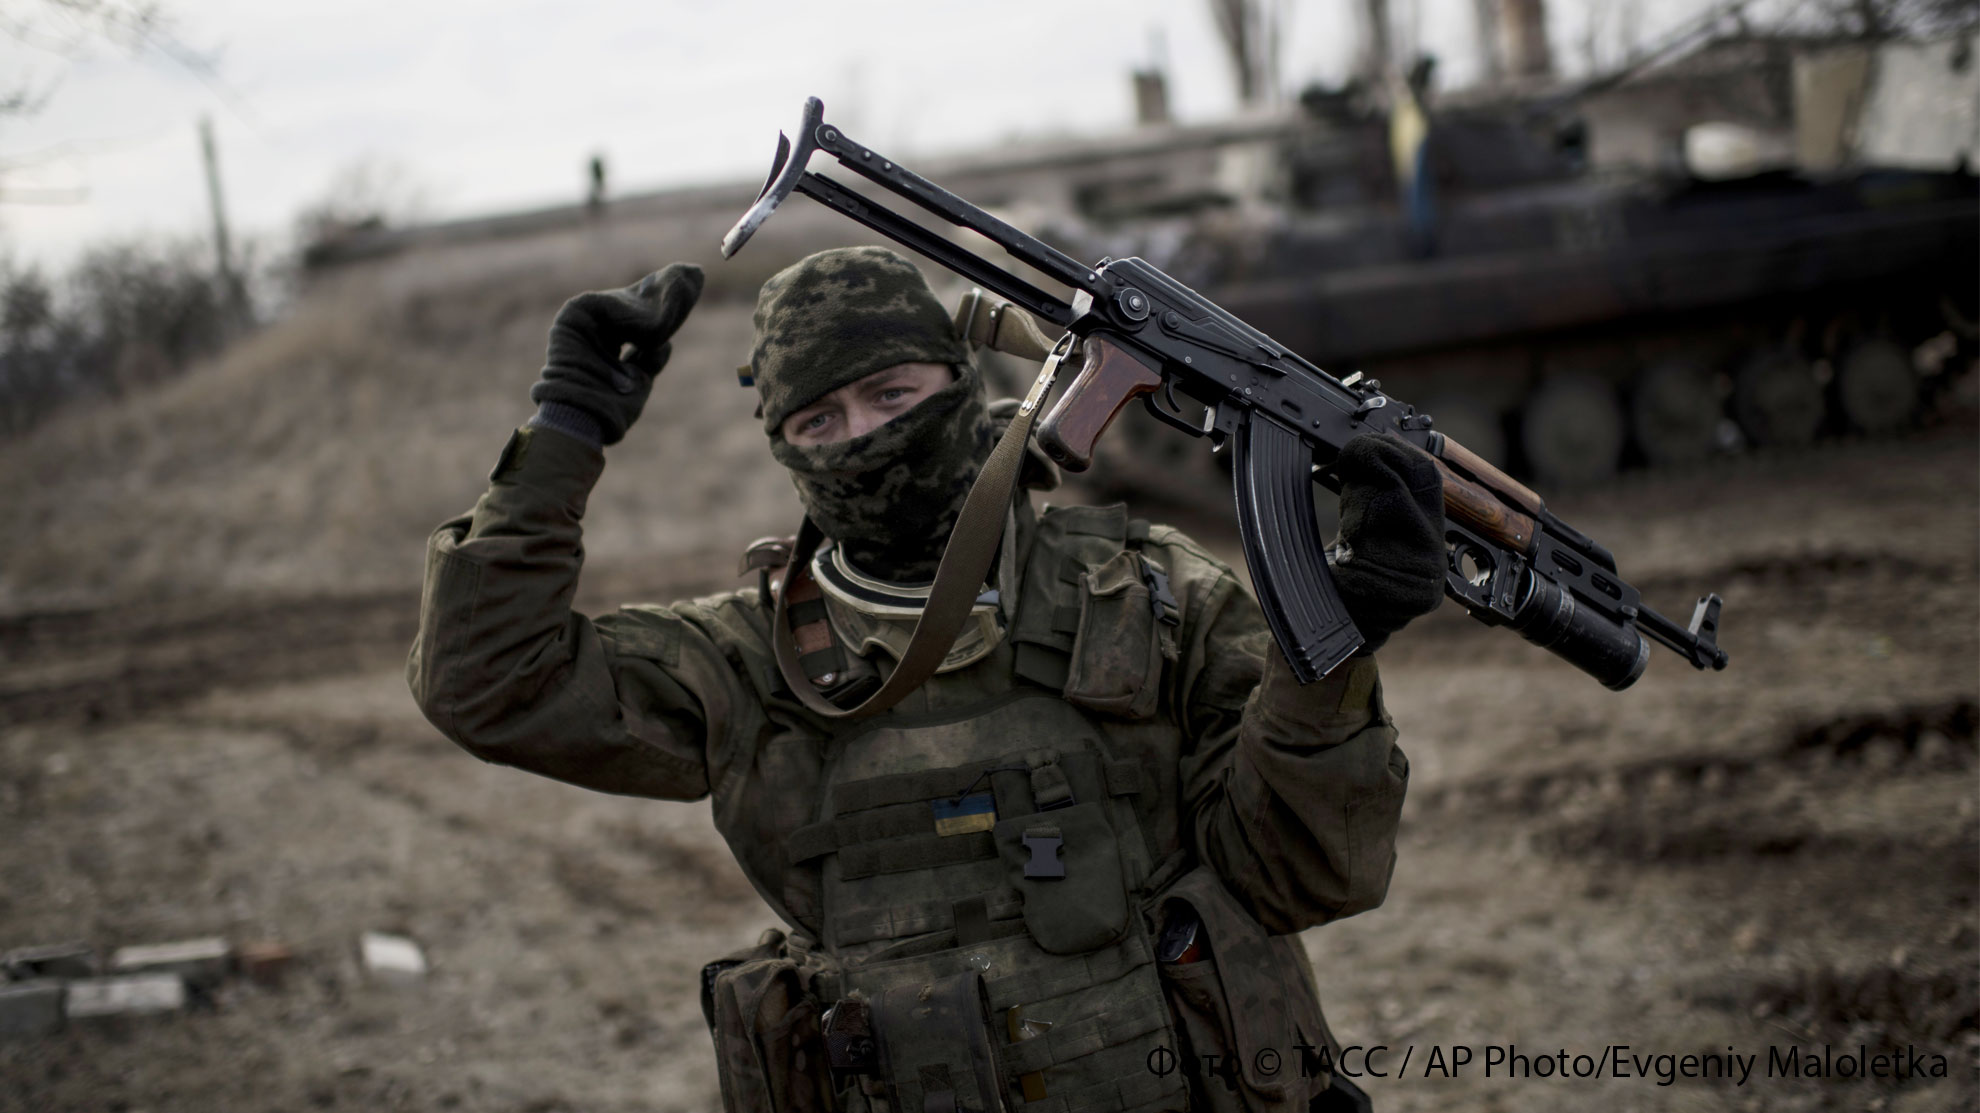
left=1015, top=33, right=1977, bottom=491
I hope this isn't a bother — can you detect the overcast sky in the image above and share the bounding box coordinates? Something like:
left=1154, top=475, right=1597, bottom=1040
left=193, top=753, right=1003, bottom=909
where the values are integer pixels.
left=1, top=0, right=1724, bottom=271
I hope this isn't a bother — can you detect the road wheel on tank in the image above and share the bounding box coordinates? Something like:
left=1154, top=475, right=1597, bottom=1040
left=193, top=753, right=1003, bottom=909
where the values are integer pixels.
left=1834, top=337, right=1919, bottom=435
left=1732, top=348, right=1823, bottom=448
left=1520, top=373, right=1625, bottom=488
left=1630, top=356, right=1722, bottom=467
left=1421, top=394, right=1508, bottom=471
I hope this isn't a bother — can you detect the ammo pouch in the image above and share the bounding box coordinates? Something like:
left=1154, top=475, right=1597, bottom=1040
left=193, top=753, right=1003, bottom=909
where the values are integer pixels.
left=869, top=970, right=1005, bottom=1113
left=994, top=800, right=1128, bottom=955
left=702, top=929, right=835, bottom=1113
left=1155, top=867, right=1336, bottom=1112
left=1063, top=550, right=1173, bottom=719
left=1009, top=506, right=1178, bottom=721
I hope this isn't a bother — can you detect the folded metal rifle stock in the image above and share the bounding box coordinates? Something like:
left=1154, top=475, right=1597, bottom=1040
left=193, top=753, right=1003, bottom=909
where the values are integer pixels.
left=722, top=97, right=1730, bottom=690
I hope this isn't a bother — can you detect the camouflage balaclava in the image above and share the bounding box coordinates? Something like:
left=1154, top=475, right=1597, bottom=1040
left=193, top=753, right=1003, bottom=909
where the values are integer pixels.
left=752, top=247, right=991, bottom=583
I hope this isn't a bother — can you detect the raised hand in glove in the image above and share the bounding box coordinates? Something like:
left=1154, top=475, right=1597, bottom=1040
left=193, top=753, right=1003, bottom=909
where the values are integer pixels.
left=1330, top=434, right=1450, bottom=652
left=528, top=263, right=704, bottom=446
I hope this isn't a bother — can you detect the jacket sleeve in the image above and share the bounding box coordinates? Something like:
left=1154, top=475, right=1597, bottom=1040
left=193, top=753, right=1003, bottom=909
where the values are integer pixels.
left=1166, top=541, right=1409, bottom=935
left=406, top=425, right=747, bottom=801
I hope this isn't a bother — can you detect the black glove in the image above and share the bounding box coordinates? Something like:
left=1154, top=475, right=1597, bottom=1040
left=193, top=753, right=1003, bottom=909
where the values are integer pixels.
left=1330, top=434, right=1449, bottom=652
left=528, top=263, right=704, bottom=445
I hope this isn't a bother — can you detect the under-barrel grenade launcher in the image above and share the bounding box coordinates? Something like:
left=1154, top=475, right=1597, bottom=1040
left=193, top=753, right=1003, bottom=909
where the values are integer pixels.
left=722, top=97, right=1730, bottom=690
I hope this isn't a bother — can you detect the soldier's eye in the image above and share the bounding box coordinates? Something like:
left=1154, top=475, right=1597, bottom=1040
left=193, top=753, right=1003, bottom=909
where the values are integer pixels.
left=877, top=387, right=908, bottom=403
left=800, top=411, right=832, bottom=432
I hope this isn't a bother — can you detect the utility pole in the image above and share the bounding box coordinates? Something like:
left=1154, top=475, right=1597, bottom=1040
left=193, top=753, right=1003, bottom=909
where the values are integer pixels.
left=1498, top=0, right=1555, bottom=81
left=198, top=116, right=248, bottom=328
left=1132, top=27, right=1173, bottom=126
left=1472, top=0, right=1504, bottom=84
left=1208, top=0, right=1286, bottom=106
left=1359, top=0, right=1394, bottom=86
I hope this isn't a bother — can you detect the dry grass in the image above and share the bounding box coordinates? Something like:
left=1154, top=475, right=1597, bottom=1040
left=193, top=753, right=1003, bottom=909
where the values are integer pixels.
left=0, top=205, right=906, bottom=612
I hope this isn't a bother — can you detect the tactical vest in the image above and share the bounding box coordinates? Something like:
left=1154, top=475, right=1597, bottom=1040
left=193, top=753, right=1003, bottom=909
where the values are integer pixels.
left=705, top=505, right=1337, bottom=1113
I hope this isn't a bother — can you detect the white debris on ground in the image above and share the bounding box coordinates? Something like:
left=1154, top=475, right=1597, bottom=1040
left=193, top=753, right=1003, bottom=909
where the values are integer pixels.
left=64, top=974, right=187, bottom=1018
left=0, top=933, right=373, bottom=1040
left=110, top=937, right=231, bottom=986
left=358, top=932, right=427, bottom=985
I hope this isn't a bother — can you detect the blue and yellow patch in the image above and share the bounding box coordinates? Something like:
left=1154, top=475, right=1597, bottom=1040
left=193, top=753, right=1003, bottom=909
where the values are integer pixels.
left=931, top=791, right=997, bottom=836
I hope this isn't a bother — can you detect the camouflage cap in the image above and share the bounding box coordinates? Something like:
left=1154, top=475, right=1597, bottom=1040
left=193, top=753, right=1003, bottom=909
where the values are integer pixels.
left=750, top=246, right=970, bottom=434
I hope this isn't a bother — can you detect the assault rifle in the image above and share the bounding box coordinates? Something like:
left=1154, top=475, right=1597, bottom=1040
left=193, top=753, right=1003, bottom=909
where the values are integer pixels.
left=721, top=98, right=1729, bottom=690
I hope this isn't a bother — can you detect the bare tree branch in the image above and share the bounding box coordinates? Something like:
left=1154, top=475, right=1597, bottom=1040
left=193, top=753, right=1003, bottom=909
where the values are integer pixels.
left=0, top=0, right=170, bottom=57
left=1777, top=0, right=1977, bottom=38
left=0, top=1, right=255, bottom=127
left=1207, top=0, right=1289, bottom=105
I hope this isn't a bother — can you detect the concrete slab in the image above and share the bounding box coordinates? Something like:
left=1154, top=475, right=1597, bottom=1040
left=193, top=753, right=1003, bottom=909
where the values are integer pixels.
left=3, top=942, right=96, bottom=980
left=110, top=938, right=230, bottom=986
left=65, top=974, right=186, bottom=1018
left=0, top=980, right=66, bottom=1038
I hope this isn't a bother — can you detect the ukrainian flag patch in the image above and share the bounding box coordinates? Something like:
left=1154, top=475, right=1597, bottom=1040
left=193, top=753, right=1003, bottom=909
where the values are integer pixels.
left=932, top=791, right=997, bottom=836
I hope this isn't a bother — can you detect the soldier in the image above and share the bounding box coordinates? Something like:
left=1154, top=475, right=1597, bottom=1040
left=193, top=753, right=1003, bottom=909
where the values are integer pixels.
left=409, top=246, right=1448, bottom=1113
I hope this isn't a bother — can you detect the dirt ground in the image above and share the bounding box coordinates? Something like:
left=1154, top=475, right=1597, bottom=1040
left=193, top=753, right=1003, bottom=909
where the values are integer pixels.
left=1, top=414, right=1974, bottom=1112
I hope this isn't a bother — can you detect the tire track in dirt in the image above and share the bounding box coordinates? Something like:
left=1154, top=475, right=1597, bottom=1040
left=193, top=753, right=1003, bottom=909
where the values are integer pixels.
left=1393, top=695, right=1979, bottom=1082
left=0, top=591, right=421, bottom=730
left=1411, top=697, right=1977, bottom=827
left=0, top=561, right=735, bottom=730
left=1633, top=548, right=1966, bottom=596
left=1750, top=961, right=1979, bottom=1047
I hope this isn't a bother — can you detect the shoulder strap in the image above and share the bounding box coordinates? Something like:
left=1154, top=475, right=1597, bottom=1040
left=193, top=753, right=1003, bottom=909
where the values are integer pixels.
left=770, top=337, right=1073, bottom=720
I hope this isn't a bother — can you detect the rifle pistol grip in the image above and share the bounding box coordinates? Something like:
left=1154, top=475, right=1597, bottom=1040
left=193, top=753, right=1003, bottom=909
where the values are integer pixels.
left=1037, top=336, right=1162, bottom=472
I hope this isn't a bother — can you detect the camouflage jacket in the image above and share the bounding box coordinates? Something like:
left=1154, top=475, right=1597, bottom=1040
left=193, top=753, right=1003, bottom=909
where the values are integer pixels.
left=408, top=425, right=1409, bottom=1110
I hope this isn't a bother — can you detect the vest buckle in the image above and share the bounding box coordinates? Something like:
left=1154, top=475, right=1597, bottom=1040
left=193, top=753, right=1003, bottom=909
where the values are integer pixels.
left=1021, top=830, right=1066, bottom=879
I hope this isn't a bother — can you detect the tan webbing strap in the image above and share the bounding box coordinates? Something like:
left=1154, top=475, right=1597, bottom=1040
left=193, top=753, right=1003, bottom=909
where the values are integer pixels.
left=830, top=760, right=1015, bottom=815
left=983, top=932, right=1151, bottom=1012
left=1000, top=996, right=1169, bottom=1076
left=771, top=336, right=1075, bottom=720
left=786, top=801, right=935, bottom=864
left=953, top=290, right=1064, bottom=363
left=838, top=830, right=999, bottom=880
